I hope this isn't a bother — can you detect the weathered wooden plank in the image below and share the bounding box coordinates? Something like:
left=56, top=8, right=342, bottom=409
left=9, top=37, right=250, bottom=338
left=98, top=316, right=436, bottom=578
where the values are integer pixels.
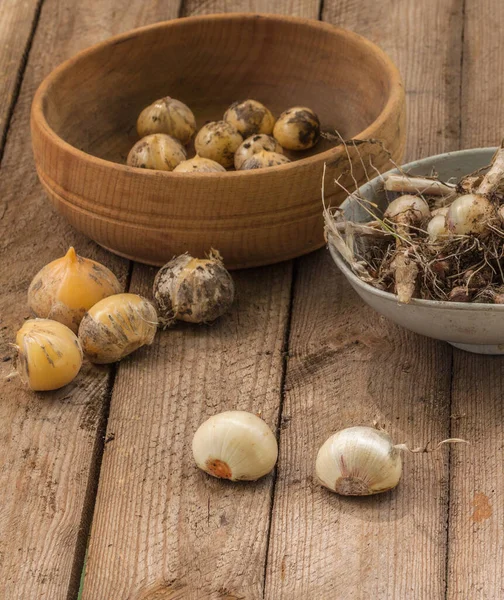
left=264, top=1, right=462, bottom=597
left=0, top=1, right=182, bottom=599
left=0, top=0, right=41, bottom=153
left=181, top=0, right=319, bottom=18
left=82, top=265, right=292, bottom=599
left=447, top=1, right=504, bottom=597
left=81, top=2, right=319, bottom=598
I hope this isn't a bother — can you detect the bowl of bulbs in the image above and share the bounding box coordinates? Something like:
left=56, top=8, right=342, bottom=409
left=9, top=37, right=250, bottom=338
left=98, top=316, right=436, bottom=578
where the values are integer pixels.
left=326, top=147, right=504, bottom=354
left=31, top=13, right=405, bottom=269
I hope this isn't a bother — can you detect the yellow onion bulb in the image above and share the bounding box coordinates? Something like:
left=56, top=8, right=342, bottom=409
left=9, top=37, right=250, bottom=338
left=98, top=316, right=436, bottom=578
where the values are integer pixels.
left=127, top=134, right=186, bottom=171
left=173, top=156, right=226, bottom=173
left=234, top=134, right=283, bottom=170
left=136, top=96, right=196, bottom=145
left=194, top=121, right=242, bottom=168
left=78, top=293, right=158, bottom=364
left=273, top=106, right=320, bottom=150
left=224, top=99, right=276, bottom=138
left=16, top=319, right=83, bottom=391
left=240, top=150, right=291, bottom=170
left=28, top=247, right=122, bottom=333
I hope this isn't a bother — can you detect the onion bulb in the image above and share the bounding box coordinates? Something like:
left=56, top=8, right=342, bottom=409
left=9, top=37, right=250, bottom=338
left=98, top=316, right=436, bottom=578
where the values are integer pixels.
left=224, top=99, right=275, bottom=138
left=28, top=247, right=121, bottom=333
left=136, top=96, right=196, bottom=145
left=15, top=319, right=83, bottom=391
left=427, top=214, right=449, bottom=242
left=240, top=150, right=291, bottom=170
left=78, top=293, right=157, bottom=364
left=315, top=426, right=402, bottom=495
left=234, top=134, right=283, bottom=170
left=384, top=194, right=431, bottom=224
left=194, top=121, right=242, bottom=168
left=153, top=252, right=234, bottom=326
left=273, top=106, right=320, bottom=150
left=192, top=410, right=278, bottom=481
left=173, top=156, right=226, bottom=173
left=127, top=134, right=186, bottom=171
left=446, top=193, right=496, bottom=234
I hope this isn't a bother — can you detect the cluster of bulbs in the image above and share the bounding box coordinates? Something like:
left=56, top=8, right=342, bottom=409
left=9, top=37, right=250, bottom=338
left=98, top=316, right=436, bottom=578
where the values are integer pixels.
left=14, top=247, right=234, bottom=390
left=126, top=96, right=321, bottom=172
left=193, top=412, right=403, bottom=497
left=11, top=247, right=404, bottom=497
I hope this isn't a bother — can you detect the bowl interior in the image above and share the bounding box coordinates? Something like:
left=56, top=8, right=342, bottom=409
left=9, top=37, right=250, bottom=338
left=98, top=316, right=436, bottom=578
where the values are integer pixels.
left=41, top=15, right=394, bottom=165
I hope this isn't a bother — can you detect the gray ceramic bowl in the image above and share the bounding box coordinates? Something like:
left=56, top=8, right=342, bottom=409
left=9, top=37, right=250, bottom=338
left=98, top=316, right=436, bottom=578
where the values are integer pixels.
left=327, top=147, right=504, bottom=354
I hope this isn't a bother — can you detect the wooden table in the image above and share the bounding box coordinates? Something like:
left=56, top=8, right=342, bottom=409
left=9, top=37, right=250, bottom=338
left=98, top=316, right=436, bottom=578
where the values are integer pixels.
left=0, top=1, right=500, bottom=598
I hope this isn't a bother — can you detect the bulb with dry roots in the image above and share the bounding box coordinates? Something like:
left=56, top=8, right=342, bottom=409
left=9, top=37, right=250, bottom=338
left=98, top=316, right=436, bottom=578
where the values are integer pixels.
left=315, top=426, right=402, bottom=495
left=192, top=410, right=278, bottom=481
left=28, top=247, right=121, bottom=333
left=273, top=106, right=320, bottom=150
left=427, top=214, right=449, bottom=242
left=127, top=134, right=186, bottom=171
left=446, top=193, right=496, bottom=235
left=234, top=134, right=284, bottom=170
left=384, top=194, right=431, bottom=224
left=194, top=121, right=243, bottom=168
left=224, top=99, right=276, bottom=139
left=240, top=150, right=291, bottom=170
left=15, top=319, right=83, bottom=391
left=78, top=293, right=158, bottom=364
left=136, top=96, right=196, bottom=145
left=173, top=156, right=226, bottom=173
left=153, top=251, right=234, bottom=326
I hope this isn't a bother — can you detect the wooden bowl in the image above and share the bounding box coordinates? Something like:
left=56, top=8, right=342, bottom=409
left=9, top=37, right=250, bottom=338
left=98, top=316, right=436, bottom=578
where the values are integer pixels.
left=31, top=13, right=406, bottom=269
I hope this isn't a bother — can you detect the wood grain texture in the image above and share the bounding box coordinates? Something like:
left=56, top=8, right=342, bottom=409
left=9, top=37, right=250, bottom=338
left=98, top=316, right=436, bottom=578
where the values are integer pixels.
left=181, top=0, right=320, bottom=17
left=447, top=2, right=504, bottom=597
left=0, top=0, right=41, bottom=149
left=80, top=4, right=310, bottom=600
left=82, top=265, right=292, bottom=600
left=265, top=253, right=453, bottom=600
left=324, top=0, right=463, bottom=160
left=31, top=13, right=405, bottom=269
left=0, top=1, right=181, bottom=599
left=264, top=0, right=462, bottom=597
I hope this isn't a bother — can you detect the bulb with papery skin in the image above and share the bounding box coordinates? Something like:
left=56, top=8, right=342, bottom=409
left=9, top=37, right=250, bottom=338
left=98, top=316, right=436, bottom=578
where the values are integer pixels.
left=136, top=96, right=196, bottom=145
left=316, top=426, right=402, bottom=496
left=16, top=319, right=83, bottom=391
left=153, top=252, right=234, bottom=326
left=78, top=293, right=157, bottom=364
left=273, top=106, right=320, bottom=150
left=224, top=99, right=275, bottom=139
left=28, top=247, right=122, bottom=333
left=446, top=193, right=496, bottom=235
left=192, top=411, right=278, bottom=481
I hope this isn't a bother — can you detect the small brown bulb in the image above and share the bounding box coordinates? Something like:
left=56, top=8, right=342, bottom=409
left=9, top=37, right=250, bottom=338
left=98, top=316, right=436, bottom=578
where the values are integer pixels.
left=173, top=156, right=226, bottom=173
left=127, top=134, right=186, bottom=171
left=78, top=293, right=158, bottom=364
left=224, top=99, right=275, bottom=139
left=153, top=251, right=234, bottom=326
left=194, top=121, right=242, bottom=168
left=234, top=134, right=283, bottom=170
left=240, top=150, right=291, bottom=170
left=28, top=247, right=121, bottom=333
left=273, top=106, right=320, bottom=150
left=136, top=96, right=196, bottom=145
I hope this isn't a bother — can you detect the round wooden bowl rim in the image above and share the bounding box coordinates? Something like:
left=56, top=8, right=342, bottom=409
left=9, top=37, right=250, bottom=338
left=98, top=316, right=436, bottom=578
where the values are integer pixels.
left=32, top=13, right=404, bottom=178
